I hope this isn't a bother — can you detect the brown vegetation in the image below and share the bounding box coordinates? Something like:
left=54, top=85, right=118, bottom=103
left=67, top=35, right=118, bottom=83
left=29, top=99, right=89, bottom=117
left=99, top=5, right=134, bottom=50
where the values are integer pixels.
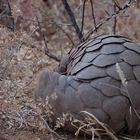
left=0, top=0, right=140, bottom=139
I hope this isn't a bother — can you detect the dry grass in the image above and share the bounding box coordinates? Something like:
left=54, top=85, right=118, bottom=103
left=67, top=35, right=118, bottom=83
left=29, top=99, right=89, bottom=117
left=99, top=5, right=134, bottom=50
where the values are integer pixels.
left=71, top=111, right=139, bottom=140
left=0, top=0, right=140, bottom=140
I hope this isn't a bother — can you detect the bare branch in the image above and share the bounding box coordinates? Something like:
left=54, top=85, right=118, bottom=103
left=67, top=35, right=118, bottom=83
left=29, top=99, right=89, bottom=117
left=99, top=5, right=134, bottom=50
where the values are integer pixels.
left=80, top=0, right=87, bottom=33
left=36, top=16, right=48, bottom=49
left=0, top=0, right=15, bottom=30
left=113, top=1, right=117, bottom=34
left=36, top=16, right=60, bottom=62
left=50, top=21, right=76, bottom=47
left=90, top=0, right=97, bottom=32
left=85, top=0, right=136, bottom=40
left=61, top=0, right=84, bottom=42
left=112, top=0, right=122, bottom=10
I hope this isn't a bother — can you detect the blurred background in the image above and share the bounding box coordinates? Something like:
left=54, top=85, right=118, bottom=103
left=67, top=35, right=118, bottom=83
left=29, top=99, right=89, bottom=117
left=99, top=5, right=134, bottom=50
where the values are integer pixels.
left=0, top=0, right=139, bottom=139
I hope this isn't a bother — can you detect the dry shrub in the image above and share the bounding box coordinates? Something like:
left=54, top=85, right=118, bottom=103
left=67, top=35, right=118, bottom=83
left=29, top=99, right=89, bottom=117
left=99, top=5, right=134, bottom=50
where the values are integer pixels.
left=0, top=0, right=140, bottom=140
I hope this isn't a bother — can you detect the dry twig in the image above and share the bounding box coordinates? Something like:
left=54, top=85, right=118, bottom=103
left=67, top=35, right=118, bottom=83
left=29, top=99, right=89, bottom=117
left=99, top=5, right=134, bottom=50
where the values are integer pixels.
left=36, top=16, right=60, bottom=62
left=85, top=0, right=136, bottom=40
left=61, top=0, right=84, bottom=42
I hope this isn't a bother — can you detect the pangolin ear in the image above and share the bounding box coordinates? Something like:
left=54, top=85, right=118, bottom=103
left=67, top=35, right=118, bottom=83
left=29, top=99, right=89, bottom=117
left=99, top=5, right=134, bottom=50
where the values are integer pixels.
left=35, top=69, right=51, bottom=99
left=39, top=69, right=51, bottom=87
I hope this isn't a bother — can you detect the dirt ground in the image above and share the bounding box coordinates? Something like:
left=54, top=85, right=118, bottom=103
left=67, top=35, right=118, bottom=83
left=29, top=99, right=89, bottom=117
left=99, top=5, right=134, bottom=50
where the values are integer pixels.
left=0, top=0, right=140, bottom=140
left=0, top=127, right=90, bottom=140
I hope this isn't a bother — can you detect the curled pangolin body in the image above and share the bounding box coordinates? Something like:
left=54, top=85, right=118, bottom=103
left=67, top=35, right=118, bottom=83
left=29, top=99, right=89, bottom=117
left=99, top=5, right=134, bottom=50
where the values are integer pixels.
left=36, top=34, right=140, bottom=134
